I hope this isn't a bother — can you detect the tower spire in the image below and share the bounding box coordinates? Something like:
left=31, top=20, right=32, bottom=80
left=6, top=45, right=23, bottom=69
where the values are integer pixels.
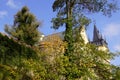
left=92, top=24, right=108, bottom=46
left=93, top=24, right=100, bottom=42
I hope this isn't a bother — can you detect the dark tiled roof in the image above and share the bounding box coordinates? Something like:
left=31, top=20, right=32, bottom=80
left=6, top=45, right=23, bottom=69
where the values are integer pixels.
left=92, top=25, right=108, bottom=46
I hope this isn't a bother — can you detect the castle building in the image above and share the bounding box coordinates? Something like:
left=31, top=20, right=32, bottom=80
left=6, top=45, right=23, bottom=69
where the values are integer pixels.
left=91, top=25, right=108, bottom=51
left=41, top=25, right=108, bottom=51
left=78, top=24, right=108, bottom=51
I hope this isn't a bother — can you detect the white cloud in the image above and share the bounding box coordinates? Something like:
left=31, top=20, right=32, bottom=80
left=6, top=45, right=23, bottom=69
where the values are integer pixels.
left=6, top=0, right=17, bottom=9
left=114, top=45, right=120, bottom=51
left=103, top=23, right=120, bottom=37
left=0, top=11, right=7, bottom=18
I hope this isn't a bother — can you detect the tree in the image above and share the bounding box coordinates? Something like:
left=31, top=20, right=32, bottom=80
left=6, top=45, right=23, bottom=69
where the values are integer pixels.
left=0, top=32, right=40, bottom=80
left=112, top=66, right=120, bottom=80
left=52, top=0, right=118, bottom=55
left=5, top=6, right=41, bottom=46
left=58, top=27, right=114, bottom=80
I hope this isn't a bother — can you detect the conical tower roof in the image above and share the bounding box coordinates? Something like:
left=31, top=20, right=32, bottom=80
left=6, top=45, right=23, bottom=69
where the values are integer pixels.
left=93, top=25, right=102, bottom=41
left=92, top=25, right=108, bottom=46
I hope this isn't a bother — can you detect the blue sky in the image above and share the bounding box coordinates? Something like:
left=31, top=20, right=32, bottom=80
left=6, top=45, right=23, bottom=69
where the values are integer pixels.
left=0, top=0, right=120, bottom=65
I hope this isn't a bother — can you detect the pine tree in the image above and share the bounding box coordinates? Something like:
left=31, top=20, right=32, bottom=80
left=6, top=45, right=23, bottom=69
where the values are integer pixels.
left=5, top=6, right=41, bottom=46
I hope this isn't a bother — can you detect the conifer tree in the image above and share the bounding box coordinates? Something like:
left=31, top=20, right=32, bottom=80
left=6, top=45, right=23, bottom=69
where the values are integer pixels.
left=5, top=6, right=41, bottom=46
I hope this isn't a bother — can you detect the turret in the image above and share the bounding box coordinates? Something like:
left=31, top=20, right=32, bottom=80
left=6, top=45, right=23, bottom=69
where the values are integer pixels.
left=80, top=25, right=89, bottom=44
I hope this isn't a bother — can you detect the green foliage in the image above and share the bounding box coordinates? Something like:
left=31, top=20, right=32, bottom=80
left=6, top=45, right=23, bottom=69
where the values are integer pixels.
left=112, top=66, right=120, bottom=80
left=0, top=33, right=37, bottom=63
left=0, top=30, right=119, bottom=80
left=62, top=41, right=112, bottom=79
left=52, top=0, right=118, bottom=28
left=0, top=33, right=43, bottom=80
left=64, top=18, right=74, bottom=56
left=52, top=0, right=118, bottom=56
left=0, top=1, right=119, bottom=79
left=66, top=27, right=114, bottom=79
left=5, top=6, right=41, bottom=46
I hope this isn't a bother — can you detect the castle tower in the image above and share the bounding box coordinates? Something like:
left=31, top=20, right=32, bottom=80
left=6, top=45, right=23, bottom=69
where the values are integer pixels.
left=80, top=25, right=89, bottom=44
left=92, top=25, right=108, bottom=51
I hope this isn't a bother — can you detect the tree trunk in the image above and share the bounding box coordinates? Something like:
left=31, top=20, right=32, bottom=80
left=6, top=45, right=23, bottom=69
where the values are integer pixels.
left=64, top=0, right=73, bottom=55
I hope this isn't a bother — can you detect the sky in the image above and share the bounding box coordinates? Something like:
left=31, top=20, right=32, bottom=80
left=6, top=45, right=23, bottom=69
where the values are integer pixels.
left=0, top=0, right=120, bottom=65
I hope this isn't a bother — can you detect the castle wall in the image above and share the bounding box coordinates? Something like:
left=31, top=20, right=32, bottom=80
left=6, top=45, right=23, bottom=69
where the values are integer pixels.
left=98, top=45, right=108, bottom=51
